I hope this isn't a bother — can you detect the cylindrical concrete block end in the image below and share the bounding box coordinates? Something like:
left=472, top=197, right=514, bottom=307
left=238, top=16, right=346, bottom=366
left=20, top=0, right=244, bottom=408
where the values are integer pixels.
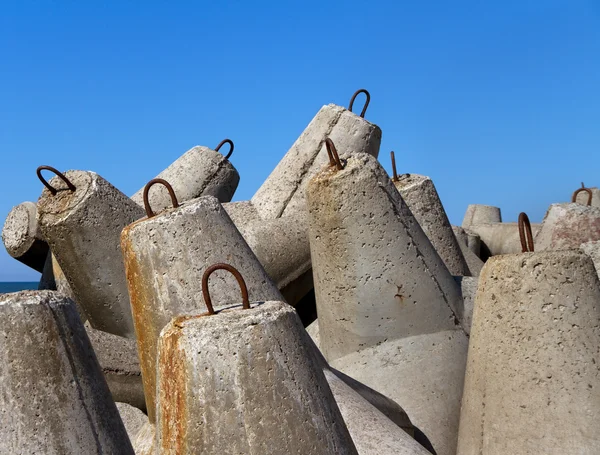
left=458, top=251, right=600, bottom=454
left=0, top=291, right=134, bottom=454
left=2, top=201, right=49, bottom=272
left=156, top=301, right=358, bottom=454
left=535, top=203, right=600, bottom=251
left=461, top=204, right=501, bottom=229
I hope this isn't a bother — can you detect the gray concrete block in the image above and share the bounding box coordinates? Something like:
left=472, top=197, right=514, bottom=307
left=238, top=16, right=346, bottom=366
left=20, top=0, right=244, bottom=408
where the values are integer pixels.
left=461, top=204, right=501, bottom=229
left=394, top=174, right=469, bottom=276
left=455, top=276, right=478, bottom=335
left=37, top=169, right=145, bottom=338
left=222, top=200, right=261, bottom=226
left=116, top=402, right=148, bottom=446
left=38, top=251, right=57, bottom=290
left=458, top=251, right=600, bottom=454
left=131, top=143, right=240, bottom=211
left=0, top=290, right=134, bottom=454
left=132, top=422, right=156, bottom=455
left=581, top=240, right=600, bottom=279
left=452, top=226, right=484, bottom=276
left=2, top=201, right=48, bottom=272
left=468, top=221, right=541, bottom=259
left=156, top=301, right=358, bottom=454
left=535, top=203, right=600, bottom=251
left=121, top=195, right=283, bottom=423
left=251, top=103, right=381, bottom=220
left=307, top=152, right=463, bottom=362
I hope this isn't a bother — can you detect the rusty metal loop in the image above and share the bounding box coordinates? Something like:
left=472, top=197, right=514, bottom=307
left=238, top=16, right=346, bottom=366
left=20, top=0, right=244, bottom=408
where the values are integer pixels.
left=518, top=212, right=534, bottom=253
left=390, top=151, right=399, bottom=182
left=201, top=263, right=250, bottom=315
left=143, top=178, right=180, bottom=218
left=36, top=165, right=76, bottom=196
left=348, top=89, right=370, bottom=118
left=214, top=139, right=234, bottom=160
left=325, top=138, right=344, bottom=171
left=572, top=187, right=592, bottom=206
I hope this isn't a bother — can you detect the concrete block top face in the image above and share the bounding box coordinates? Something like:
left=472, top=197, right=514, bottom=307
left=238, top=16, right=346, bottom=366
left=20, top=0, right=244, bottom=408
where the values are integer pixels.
left=0, top=291, right=134, bottom=454
left=37, top=170, right=144, bottom=339
left=131, top=145, right=240, bottom=211
left=251, top=103, right=382, bottom=220
left=2, top=201, right=42, bottom=256
left=121, top=195, right=283, bottom=423
left=458, top=251, right=600, bottom=455
left=156, top=301, right=358, bottom=455
left=535, top=202, right=600, bottom=251
left=307, top=153, right=462, bottom=362
left=393, top=174, right=469, bottom=276
left=461, top=204, right=502, bottom=228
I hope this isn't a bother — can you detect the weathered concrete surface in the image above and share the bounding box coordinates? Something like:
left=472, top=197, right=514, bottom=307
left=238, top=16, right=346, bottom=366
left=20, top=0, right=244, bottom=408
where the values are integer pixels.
left=37, top=170, right=145, bottom=338
left=468, top=222, right=542, bottom=260
left=574, top=186, right=600, bottom=207
left=306, top=318, right=320, bottom=349
left=331, top=330, right=468, bottom=455
left=452, top=225, right=481, bottom=257
left=117, top=402, right=148, bottom=445
left=394, top=174, right=469, bottom=276
left=457, top=251, right=600, bottom=455
left=121, top=195, right=283, bottom=423
left=0, top=291, right=134, bottom=454
left=535, top=203, right=600, bottom=251
left=131, top=144, right=239, bottom=211
left=38, top=251, right=57, bottom=290
left=323, top=368, right=432, bottom=455
left=581, top=240, right=600, bottom=279
left=156, top=301, right=358, bottom=454
left=461, top=204, right=501, bottom=229
left=455, top=276, right=478, bottom=335
left=223, top=200, right=261, bottom=226
left=132, top=422, right=156, bottom=455
left=307, top=152, right=463, bottom=362
left=452, top=227, right=484, bottom=276
left=2, top=201, right=48, bottom=272
left=251, top=103, right=381, bottom=220
left=86, top=322, right=145, bottom=412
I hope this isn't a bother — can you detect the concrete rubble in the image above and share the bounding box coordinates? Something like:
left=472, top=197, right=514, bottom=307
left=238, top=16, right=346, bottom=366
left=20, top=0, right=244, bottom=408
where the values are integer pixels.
left=1, top=89, right=598, bottom=454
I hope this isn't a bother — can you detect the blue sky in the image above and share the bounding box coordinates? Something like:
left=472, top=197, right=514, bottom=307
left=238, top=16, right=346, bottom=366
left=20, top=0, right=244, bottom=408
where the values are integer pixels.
left=1, top=1, right=599, bottom=281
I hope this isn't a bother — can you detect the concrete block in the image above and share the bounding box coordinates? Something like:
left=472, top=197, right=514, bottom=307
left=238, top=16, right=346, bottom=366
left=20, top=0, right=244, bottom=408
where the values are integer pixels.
left=461, top=204, right=501, bottom=229
left=573, top=185, right=600, bottom=207
left=452, top=226, right=484, bottom=276
left=581, top=240, right=600, bottom=279
left=156, top=300, right=358, bottom=454
left=468, top=222, right=541, bottom=260
left=37, top=167, right=145, bottom=338
left=455, top=276, right=478, bottom=335
left=85, top=322, right=146, bottom=412
left=0, top=290, right=134, bottom=454
left=222, top=200, right=261, bottom=226
left=251, top=99, right=381, bottom=220
left=535, top=203, right=600, bottom=251
left=2, top=201, right=48, bottom=272
left=457, top=251, right=600, bottom=454
left=307, top=151, right=463, bottom=362
left=393, top=172, right=469, bottom=276
left=38, top=251, right=56, bottom=290
left=117, top=402, right=148, bottom=445
left=121, top=191, right=283, bottom=423
left=331, top=330, right=468, bottom=455
left=131, top=141, right=240, bottom=211
left=132, top=422, right=156, bottom=455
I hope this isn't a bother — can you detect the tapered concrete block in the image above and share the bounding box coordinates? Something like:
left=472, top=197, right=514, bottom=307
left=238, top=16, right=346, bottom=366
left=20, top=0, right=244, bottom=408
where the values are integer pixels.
left=131, top=142, right=239, bottom=211
left=307, top=152, right=463, bottom=362
left=2, top=201, right=48, bottom=272
left=117, top=402, right=148, bottom=445
left=252, top=102, right=381, bottom=220
left=156, top=301, right=358, bottom=454
left=461, top=204, right=501, bottom=229
left=38, top=251, right=57, bottom=290
left=574, top=186, right=600, bottom=207
left=133, top=422, right=156, bottom=455
left=121, top=195, right=283, bottom=423
left=455, top=276, right=478, bottom=335
left=37, top=169, right=145, bottom=338
left=468, top=222, right=541, bottom=259
left=0, top=290, right=134, bottom=454
left=223, top=200, right=261, bottom=226
left=457, top=251, right=600, bottom=455
left=535, top=203, right=600, bottom=251
left=581, top=240, right=600, bottom=278
left=393, top=174, right=469, bottom=276
left=452, top=226, right=484, bottom=276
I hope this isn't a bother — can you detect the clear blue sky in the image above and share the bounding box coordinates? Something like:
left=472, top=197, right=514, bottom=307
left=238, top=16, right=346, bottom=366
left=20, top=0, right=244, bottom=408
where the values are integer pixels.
left=2, top=1, right=600, bottom=281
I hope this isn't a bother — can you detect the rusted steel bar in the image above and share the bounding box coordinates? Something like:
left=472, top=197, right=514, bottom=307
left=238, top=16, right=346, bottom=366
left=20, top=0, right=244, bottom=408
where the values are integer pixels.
left=143, top=178, right=180, bottom=218
left=36, top=165, right=76, bottom=195
left=214, top=138, right=234, bottom=160
left=325, top=138, right=344, bottom=171
left=572, top=187, right=593, bottom=206
left=201, top=263, right=250, bottom=315
left=349, top=89, right=371, bottom=118
left=518, top=212, right=534, bottom=253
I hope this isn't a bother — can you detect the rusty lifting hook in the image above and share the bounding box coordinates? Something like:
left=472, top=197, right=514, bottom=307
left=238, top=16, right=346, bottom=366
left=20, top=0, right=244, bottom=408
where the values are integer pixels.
left=201, top=263, right=250, bottom=315
left=214, top=139, right=234, bottom=160
left=572, top=187, right=593, bottom=206
left=36, top=166, right=76, bottom=195
left=518, top=212, right=534, bottom=253
left=390, top=151, right=399, bottom=182
left=325, top=138, right=344, bottom=171
left=348, top=89, right=370, bottom=118
left=143, top=178, right=180, bottom=218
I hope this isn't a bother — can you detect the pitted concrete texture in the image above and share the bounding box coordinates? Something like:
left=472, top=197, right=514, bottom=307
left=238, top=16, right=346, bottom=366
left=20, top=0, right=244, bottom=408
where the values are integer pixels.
left=455, top=276, right=478, bottom=335
left=574, top=186, right=600, bottom=207
left=37, top=170, right=145, bottom=338
left=223, top=200, right=261, bottom=226
left=133, top=422, right=156, bottom=455
left=121, top=195, right=283, bottom=423
left=452, top=227, right=484, bottom=277
left=581, top=240, right=600, bottom=278
left=331, top=330, right=468, bottom=455
left=535, top=203, right=600, bottom=251
left=131, top=145, right=239, bottom=211
left=307, top=153, right=463, bottom=362
left=461, top=204, right=501, bottom=229
left=323, top=369, right=432, bottom=455
left=468, top=222, right=541, bottom=259
left=117, top=403, right=148, bottom=445
left=2, top=201, right=49, bottom=272
left=86, top=322, right=145, bottom=412
left=156, top=301, right=358, bottom=455
left=0, top=291, right=134, bottom=454
left=457, top=251, right=600, bottom=455
left=394, top=174, right=469, bottom=276
left=252, top=103, right=381, bottom=220
left=306, top=318, right=320, bottom=349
